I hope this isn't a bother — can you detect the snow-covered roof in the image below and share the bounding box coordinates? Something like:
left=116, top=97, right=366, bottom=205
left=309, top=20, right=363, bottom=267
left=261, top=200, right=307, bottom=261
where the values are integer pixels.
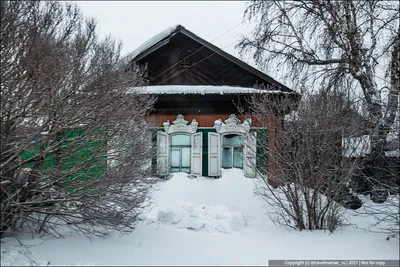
left=122, top=25, right=181, bottom=63
left=122, top=24, right=298, bottom=94
left=130, top=85, right=292, bottom=95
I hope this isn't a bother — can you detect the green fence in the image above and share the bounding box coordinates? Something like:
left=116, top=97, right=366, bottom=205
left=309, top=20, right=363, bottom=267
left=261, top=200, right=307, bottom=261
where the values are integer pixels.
left=20, top=128, right=107, bottom=187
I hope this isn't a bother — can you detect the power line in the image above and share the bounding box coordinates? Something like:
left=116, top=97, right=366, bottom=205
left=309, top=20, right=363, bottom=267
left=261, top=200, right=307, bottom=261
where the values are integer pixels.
left=150, top=21, right=244, bottom=83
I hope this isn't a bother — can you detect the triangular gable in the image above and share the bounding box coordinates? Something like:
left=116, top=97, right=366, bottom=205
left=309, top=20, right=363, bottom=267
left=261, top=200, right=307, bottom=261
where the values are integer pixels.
left=128, top=25, right=295, bottom=93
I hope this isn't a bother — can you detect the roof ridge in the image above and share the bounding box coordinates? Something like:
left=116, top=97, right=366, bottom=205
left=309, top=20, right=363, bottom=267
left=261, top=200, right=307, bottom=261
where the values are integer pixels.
left=120, top=24, right=182, bottom=63
left=125, top=25, right=298, bottom=94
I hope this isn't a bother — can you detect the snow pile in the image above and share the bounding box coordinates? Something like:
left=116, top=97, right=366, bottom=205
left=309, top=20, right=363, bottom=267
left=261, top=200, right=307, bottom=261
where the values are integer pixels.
left=149, top=169, right=266, bottom=223
left=140, top=170, right=253, bottom=234
left=129, top=85, right=288, bottom=95
left=142, top=200, right=248, bottom=234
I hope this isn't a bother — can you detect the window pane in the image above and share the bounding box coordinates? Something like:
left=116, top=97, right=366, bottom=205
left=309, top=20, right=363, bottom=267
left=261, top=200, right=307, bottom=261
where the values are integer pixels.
left=181, top=147, right=191, bottom=168
left=171, top=147, right=180, bottom=168
left=223, top=135, right=242, bottom=147
left=233, top=147, right=243, bottom=168
left=222, top=147, right=232, bottom=168
left=171, top=134, right=191, bottom=146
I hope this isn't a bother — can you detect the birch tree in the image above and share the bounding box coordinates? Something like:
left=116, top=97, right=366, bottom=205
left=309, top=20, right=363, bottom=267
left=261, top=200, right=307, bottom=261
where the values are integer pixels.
left=238, top=0, right=399, bottom=200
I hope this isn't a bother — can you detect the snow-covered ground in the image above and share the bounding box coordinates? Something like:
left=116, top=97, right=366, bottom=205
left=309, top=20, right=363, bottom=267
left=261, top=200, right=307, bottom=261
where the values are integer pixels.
left=1, top=169, right=399, bottom=266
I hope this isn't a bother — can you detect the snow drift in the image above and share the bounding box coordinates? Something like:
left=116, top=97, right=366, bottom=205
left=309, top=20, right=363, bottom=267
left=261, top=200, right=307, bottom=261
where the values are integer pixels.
left=140, top=200, right=248, bottom=234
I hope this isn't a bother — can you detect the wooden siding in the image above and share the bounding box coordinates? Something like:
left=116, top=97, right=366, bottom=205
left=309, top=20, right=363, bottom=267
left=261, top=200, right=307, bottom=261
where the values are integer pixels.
left=147, top=114, right=233, bottom=127
left=145, top=114, right=271, bottom=128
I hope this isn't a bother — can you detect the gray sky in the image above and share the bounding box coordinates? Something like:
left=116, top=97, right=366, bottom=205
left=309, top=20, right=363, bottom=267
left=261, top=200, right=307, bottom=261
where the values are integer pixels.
left=77, top=1, right=250, bottom=58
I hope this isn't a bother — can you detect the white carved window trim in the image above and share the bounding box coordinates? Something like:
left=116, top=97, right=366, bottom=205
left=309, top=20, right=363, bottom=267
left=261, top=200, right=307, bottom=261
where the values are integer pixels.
left=163, top=114, right=198, bottom=134
left=214, top=114, right=251, bottom=134
left=160, top=114, right=203, bottom=176
left=213, top=114, right=256, bottom=177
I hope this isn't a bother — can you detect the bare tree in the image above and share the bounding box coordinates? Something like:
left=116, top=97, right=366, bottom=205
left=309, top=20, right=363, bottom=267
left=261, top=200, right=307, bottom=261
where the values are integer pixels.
left=247, top=88, right=365, bottom=232
left=238, top=0, right=400, bottom=201
left=1, top=0, right=156, bottom=238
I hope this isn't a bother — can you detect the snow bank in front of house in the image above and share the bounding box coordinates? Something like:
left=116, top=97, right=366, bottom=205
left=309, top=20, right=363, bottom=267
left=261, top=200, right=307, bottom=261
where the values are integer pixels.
left=140, top=200, right=247, bottom=234
left=2, top=168, right=399, bottom=266
left=129, top=85, right=289, bottom=95
left=147, top=169, right=267, bottom=224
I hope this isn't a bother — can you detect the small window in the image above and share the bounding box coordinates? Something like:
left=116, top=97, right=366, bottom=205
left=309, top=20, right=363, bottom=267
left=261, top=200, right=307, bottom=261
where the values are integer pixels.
left=170, top=134, right=191, bottom=173
left=179, top=48, right=192, bottom=68
left=222, top=134, right=243, bottom=169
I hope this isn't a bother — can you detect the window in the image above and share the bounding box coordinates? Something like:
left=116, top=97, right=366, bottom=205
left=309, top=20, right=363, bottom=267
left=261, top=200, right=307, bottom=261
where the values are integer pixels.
left=222, top=135, right=242, bottom=147
left=179, top=48, right=192, bottom=68
left=221, top=134, right=243, bottom=169
left=170, top=134, right=191, bottom=173
left=171, top=134, right=191, bottom=146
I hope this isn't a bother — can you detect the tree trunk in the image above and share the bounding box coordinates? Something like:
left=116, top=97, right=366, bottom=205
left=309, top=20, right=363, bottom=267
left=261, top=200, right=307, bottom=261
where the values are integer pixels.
left=368, top=126, right=389, bottom=203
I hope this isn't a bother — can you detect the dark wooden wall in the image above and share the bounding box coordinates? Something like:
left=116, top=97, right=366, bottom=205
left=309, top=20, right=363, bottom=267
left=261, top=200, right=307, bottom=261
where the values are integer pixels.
left=152, top=94, right=249, bottom=115
left=136, top=33, right=266, bottom=87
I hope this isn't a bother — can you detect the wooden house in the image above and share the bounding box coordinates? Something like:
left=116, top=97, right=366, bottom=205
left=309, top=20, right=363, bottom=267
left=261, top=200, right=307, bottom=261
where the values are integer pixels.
left=127, top=25, right=300, bottom=181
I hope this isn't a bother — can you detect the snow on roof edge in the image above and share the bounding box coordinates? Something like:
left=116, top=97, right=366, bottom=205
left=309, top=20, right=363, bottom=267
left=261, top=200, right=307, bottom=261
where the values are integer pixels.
left=121, top=25, right=181, bottom=64
left=129, top=85, right=295, bottom=95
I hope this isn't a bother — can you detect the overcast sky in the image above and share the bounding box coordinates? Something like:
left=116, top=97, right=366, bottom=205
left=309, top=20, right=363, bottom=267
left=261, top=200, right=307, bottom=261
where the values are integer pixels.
left=77, top=1, right=250, bottom=58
